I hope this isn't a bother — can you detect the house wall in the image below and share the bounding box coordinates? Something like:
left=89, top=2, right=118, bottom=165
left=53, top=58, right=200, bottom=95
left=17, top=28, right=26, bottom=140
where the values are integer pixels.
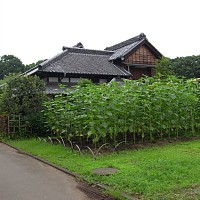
left=151, top=68, right=156, bottom=76
left=41, top=73, right=117, bottom=85
left=127, top=67, right=157, bottom=80
left=128, top=67, right=151, bottom=80
left=121, top=44, right=159, bottom=80
left=124, top=44, right=158, bottom=65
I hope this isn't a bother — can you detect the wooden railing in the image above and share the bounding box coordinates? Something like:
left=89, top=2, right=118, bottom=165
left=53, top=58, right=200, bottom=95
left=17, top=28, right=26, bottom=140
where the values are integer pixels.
left=0, top=115, right=8, bottom=134
left=8, top=115, right=32, bottom=136
left=0, top=115, right=32, bottom=136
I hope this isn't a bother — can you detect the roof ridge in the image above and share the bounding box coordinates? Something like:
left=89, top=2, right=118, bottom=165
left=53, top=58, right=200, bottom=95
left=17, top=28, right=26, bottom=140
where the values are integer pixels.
left=39, top=47, right=113, bottom=70
left=62, top=47, right=114, bottom=57
left=63, top=46, right=114, bottom=53
left=69, top=52, right=110, bottom=57
left=109, top=39, right=144, bottom=61
left=105, top=33, right=146, bottom=51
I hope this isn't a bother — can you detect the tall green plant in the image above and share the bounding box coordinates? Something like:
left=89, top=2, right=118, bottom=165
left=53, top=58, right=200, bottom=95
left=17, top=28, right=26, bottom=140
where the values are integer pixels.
left=42, top=76, right=199, bottom=145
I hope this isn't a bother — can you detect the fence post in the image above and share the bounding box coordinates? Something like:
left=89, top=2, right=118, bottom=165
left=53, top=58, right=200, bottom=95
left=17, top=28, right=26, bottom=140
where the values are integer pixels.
left=0, top=115, right=8, bottom=135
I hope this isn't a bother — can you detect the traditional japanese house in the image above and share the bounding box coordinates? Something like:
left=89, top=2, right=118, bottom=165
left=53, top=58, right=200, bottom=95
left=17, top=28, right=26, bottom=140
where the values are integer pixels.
left=105, top=33, right=162, bottom=80
left=25, top=33, right=162, bottom=94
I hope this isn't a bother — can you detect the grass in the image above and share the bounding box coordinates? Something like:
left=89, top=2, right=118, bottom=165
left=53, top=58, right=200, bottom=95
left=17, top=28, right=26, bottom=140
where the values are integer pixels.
left=7, top=138, right=200, bottom=200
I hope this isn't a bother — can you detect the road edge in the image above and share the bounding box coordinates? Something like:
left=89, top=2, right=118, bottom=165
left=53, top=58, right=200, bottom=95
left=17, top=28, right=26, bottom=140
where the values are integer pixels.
left=2, top=141, right=135, bottom=200
left=2, top=141, right=79, bottom=177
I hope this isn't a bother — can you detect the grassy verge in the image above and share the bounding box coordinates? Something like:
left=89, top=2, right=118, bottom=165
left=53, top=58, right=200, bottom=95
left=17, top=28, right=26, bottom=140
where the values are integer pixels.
left=7, top=138, right=200, bottom=200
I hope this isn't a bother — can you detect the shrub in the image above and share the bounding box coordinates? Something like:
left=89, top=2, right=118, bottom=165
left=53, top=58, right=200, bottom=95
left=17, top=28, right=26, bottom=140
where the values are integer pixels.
left=0, top=75, right=46, bottom=136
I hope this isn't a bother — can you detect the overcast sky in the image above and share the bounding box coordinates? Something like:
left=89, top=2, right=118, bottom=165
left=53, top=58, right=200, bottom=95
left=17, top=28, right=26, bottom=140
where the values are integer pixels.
left=0, top=0, right=199, bottom=64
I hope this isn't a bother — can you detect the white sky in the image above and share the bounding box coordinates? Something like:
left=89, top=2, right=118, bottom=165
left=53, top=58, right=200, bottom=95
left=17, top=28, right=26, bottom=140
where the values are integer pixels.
left=0, top=0, right=199, bottom=64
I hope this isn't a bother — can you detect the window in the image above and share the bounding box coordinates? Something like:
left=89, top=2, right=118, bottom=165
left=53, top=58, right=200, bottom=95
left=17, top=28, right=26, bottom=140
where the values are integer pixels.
left=61, top=78, right=69, bottom=83
left=70, top=78, right=80, bottom=83
left=49, top=77, right=58, bottom=82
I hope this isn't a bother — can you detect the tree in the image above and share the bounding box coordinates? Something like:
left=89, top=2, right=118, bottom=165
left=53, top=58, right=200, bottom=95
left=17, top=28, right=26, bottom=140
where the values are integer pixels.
left=170, top=55, right=200, bottom=78
left=155, top=56, right=173, bottom=78
left=0, top=73, right=20, bottom=85
left=0, top=55, right=25, bottom=79
left=0, top=75, right=46, bottom=133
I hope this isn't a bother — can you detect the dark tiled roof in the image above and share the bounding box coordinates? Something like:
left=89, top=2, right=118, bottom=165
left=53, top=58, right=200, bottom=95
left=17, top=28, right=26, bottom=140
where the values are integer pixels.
left=39, top=47, right=130, bottom=76
left=109, top=40, right=144, bottom=61
left=105, top=33, right=146, bottom=51
left=106, top=33, right=162, bottom=61
left=24, top=33, right=161, bottom=79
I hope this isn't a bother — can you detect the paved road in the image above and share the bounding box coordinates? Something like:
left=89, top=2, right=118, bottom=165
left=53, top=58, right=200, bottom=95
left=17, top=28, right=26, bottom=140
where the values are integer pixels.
left=0, top=143, right=90, bottom=200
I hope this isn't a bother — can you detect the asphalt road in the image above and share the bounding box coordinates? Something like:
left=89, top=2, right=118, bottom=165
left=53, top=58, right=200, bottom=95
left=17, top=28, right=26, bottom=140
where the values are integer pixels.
left=0, top=143, right=90, bottom=200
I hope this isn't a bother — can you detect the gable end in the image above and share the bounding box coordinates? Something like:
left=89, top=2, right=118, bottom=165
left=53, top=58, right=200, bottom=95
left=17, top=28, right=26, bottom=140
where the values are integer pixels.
left=124, top=44, right=159, bottom=65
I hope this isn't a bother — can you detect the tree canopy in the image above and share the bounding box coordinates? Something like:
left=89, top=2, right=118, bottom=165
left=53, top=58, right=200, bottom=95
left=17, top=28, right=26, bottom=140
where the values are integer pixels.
left=155, top=57, right=173, bottom=78
left=170, top=55, right=200, bottom=78
left=0, top=54, right=45, bottom=80
left=0, top=55, right=25, bottom=79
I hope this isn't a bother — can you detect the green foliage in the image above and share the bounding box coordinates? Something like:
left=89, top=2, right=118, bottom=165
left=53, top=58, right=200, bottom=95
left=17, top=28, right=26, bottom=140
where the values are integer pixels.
left=0, top=54, right=45, bottom=80
left=0, top=55, right=25, bottom=79
left=170, top=55, right=200, bottom=78
left=0, top=76, right=46, bottom=133
left=155, top=56, right=173, bottom=78
left=42, top=76, right=200, bottom=145
left=0, top=132, right=5, bottom=141
left=76, top=78, right=93, bottom=87
left=0, top=73, right=21, bottom=85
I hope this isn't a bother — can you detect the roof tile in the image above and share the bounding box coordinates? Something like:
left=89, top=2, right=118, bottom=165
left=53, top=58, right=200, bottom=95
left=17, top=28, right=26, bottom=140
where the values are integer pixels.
left=40, top=48, right=130, bottom=76
left=105, top=33, right=146, bottom=51
left=109, top=40, right=143, bottom=60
